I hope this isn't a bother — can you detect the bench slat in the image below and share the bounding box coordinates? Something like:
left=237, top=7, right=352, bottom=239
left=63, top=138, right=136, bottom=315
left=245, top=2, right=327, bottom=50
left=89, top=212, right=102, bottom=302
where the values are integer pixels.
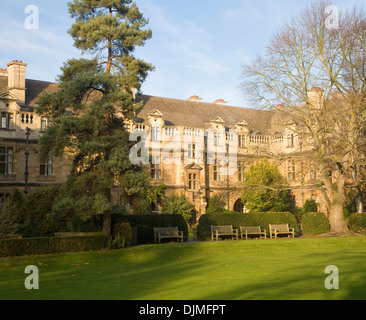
left=211, top=225, right=238, bottom=241
left=240, top=226, right=266, bottom=240
left=154, top=227, right=184, bottom=244
left=269, top=224, right=295, bottom=239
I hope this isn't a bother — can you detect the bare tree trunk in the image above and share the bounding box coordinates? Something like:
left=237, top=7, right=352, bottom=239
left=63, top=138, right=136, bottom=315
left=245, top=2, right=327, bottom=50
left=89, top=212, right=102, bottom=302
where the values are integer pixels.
left=328, top=202, right=349, bottom=233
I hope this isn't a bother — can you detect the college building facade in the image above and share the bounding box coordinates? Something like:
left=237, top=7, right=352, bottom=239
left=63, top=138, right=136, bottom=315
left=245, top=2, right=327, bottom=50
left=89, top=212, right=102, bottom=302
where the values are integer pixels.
left=0, top=60, right=326, bottom=218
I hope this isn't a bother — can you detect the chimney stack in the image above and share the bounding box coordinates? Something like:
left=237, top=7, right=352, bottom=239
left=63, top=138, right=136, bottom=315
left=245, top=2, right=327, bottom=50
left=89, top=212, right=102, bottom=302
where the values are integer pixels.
left=213, top=99, right=227, bottom=105
left=187, top=95, right=202, bottom=102
left=7, top=60, right=27, bottom=105
left=308, top=87, right=324, bottom=109
left=0, top=67, right=8, bottom=77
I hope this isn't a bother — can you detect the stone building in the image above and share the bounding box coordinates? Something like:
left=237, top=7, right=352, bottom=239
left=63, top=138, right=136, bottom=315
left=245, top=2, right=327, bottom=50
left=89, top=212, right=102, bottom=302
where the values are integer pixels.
left=0, top=60, right=325, bottom=217
left=0, top=60, right=69, bottom=205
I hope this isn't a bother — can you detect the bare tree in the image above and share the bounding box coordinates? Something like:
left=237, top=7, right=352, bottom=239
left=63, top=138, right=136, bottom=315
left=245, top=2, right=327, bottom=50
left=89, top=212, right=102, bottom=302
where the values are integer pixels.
left=241, top=1, right=366, bottom=233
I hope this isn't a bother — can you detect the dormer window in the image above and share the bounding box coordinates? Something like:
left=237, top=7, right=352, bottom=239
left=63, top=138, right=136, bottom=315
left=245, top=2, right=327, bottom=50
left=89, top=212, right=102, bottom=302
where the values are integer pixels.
left=151, top=127, right=161, bottom=141
left=214, top=132, right=223, bottom=146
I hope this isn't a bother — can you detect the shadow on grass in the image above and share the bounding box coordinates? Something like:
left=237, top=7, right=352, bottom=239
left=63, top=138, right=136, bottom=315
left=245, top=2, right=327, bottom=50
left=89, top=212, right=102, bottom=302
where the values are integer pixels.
left=1, top=238, right=366, bottom=300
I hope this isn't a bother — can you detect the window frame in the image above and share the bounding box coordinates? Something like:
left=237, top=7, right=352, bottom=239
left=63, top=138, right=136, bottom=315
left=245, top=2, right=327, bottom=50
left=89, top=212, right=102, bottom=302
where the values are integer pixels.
left=0, top=147, right=14, bottom=175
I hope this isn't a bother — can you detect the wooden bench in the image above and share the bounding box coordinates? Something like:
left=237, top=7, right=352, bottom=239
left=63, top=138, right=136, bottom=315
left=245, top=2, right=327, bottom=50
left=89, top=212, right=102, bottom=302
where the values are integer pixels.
left=269, top=224, right=295, bottom=239
left=240, top=226, right=266, bottom=240
left=211, top=225, right=238, bottom=241
left=154, top=227, right=184, bottom=244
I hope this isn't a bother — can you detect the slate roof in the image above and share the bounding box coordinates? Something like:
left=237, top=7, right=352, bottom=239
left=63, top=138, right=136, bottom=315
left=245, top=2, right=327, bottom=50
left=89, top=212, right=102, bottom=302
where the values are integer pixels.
left=0, top=76, right=59, bottom=109
left=0, top=74, right=276, bottom=134
left=135, top=95, right=274, bottom=134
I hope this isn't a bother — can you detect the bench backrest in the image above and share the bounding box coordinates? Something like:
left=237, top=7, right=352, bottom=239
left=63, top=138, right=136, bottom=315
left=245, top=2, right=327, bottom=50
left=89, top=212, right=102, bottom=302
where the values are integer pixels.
left=240, top=226, right=261, bottom=233
left=269, top=224, right=289, bottom=232
left=154, top=227, right=179, bottom=236
left=211, top=225, right=233, bottom=233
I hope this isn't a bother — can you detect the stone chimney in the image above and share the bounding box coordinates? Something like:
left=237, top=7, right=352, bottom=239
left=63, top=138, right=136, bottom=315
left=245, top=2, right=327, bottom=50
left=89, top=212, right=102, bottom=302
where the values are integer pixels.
left=308, top=87, right=324, bottom=109
left=0, top=67, right=8, bottom=77
left=187, top=95, right=203, bottom=102
left=7, top=60, right=27, bottom=105
left=213, top=99, right=227, bottom=105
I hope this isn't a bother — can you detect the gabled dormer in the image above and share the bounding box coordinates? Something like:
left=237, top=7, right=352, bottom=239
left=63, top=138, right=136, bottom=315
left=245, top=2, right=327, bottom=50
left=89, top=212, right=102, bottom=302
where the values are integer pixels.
left=148, top=109, right=164, bottom=127
left=235, top=119, right=250, bottom=134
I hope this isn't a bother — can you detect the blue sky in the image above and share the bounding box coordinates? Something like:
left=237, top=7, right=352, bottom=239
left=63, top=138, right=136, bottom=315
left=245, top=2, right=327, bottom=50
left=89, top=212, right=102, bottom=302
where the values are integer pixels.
left=0, top=0, right=365, bottom=107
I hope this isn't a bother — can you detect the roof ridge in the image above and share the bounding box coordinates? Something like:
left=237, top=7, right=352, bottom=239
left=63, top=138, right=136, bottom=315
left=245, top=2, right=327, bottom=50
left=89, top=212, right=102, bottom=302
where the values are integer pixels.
left=137, top=94, right=269, bottom=113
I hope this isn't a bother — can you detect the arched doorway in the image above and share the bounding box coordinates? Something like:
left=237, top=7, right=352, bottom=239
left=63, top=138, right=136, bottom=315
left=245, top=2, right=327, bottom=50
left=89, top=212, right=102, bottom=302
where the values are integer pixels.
left=233, top=198, right=244, bottom=213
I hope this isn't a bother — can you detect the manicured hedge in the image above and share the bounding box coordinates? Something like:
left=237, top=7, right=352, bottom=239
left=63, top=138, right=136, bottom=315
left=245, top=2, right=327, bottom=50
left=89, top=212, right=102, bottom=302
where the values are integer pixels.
left=112, top=214, right=189, bottom=244
left=197, top=213, right=298, bottom=240
left=0, top=236, right=106, bottom=257
left=301, top=212, right=330, bottom=236
left=347, top=213, right=366, bottom=234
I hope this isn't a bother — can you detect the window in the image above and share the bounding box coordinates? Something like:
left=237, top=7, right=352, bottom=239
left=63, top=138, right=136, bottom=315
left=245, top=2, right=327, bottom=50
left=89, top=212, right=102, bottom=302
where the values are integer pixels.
left=214, top=159, right=224, bottom=181
left=238, top=161, right=246, bottom=182
left=288, top=160, right=296, bottom=181
left=188, top=173, right=197, bottom=190
left=214, top=132, right=223, bottom=146
left=188, top=144, right=196, bottom=160
left=40, top=154, right=53, bottom=176
left=151, top=127, right=161, bottom=141
left=151, top=156, right=161, bottom=179
left=287, top=134, right=294, bottom=147
left=0, top=147, right=13, bottom=175
left=40, top=117, right=50, bottom=132
left=1, top=112, right=14, bottom=130
left=238, top=135, right=246, bottom=148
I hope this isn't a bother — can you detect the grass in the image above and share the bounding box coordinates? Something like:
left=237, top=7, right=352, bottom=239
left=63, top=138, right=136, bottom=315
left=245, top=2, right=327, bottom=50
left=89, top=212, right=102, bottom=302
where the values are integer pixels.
left=1, top=236, right=366, bottom=300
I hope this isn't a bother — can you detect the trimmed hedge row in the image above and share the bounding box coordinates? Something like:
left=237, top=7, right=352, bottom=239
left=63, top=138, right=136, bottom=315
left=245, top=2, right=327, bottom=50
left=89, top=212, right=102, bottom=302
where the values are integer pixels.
left=301, top=212, right=330, bottom=236
left=348, top=213, right=366, bottom=234
left=112, top=214, right=189, bottom=244
left=0, top=236, right=106, bottom=257
left=197, top=213, right=298, bottom=240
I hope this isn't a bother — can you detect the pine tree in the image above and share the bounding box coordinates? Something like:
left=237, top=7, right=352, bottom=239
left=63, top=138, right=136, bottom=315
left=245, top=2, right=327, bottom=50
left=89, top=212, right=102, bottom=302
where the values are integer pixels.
left=36, top=0, right=154, bottom=239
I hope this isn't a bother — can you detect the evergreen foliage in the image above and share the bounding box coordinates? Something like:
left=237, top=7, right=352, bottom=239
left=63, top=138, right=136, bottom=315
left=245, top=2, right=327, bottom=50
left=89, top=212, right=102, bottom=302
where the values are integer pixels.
left=36, top=0, right=154, bottom=237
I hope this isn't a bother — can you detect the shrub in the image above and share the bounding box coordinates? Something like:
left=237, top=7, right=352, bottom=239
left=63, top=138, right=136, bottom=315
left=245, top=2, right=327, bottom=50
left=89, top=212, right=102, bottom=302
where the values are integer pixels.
left=197, top=212, right=298, bottom=240
left=0, top=201, right=19, bottom=238
left=301, top=212, right=330, bottom=236
left=20, top=186, right=61, bottom=237
left=0, top=236, right=106, bottom=257
left=303, top=200, right=318, bottom=213
left=206, top=195, right=224, bottom=214
left=241, top=159, right=292, bottom=213
left=112, top=214, right=189, bottom=244
left=0, top=188, right=27, bottom=238
left=347, top=213, right=366, bottom=234
left=162, top=194, right=194, bottom=224
left=109, top=221, right=132, bottom=249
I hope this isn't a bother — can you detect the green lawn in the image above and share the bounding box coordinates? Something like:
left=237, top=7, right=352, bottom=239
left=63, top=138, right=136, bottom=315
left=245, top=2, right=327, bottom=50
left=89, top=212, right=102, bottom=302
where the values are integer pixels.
left=1, top=237, right=366, bottom=300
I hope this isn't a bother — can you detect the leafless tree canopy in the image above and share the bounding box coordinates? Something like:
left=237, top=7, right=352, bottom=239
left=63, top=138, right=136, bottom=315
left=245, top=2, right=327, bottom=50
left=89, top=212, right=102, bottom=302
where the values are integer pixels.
left=241, top=0, right=366, bottom=232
